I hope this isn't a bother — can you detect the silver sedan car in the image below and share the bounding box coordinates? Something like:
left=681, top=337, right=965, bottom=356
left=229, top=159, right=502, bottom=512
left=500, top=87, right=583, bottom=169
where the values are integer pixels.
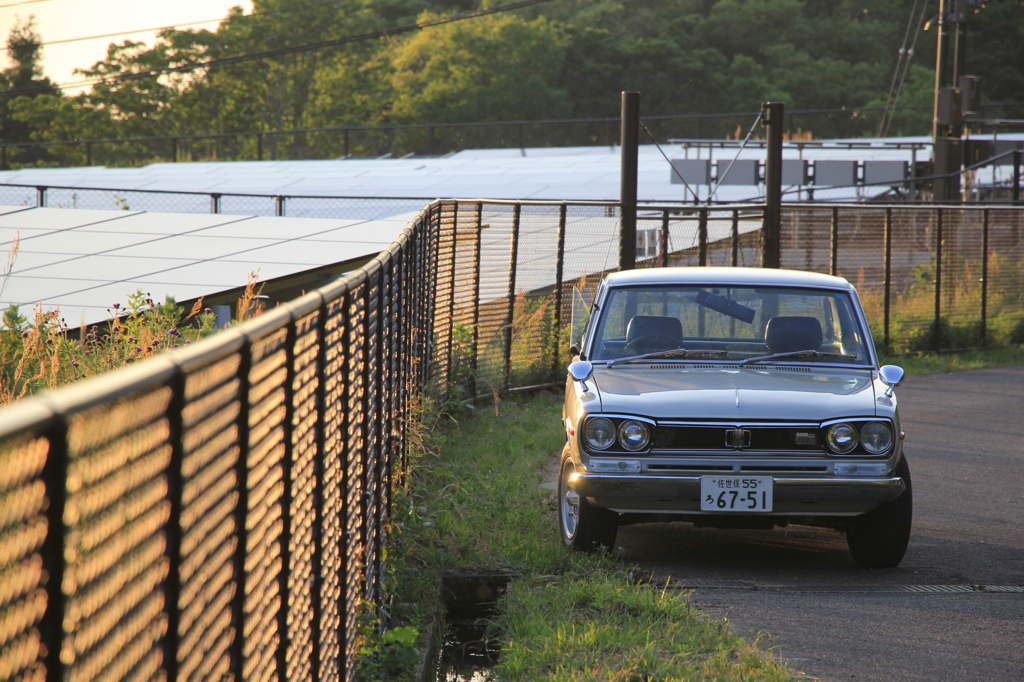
left=560, top=267, right=911, bottom=568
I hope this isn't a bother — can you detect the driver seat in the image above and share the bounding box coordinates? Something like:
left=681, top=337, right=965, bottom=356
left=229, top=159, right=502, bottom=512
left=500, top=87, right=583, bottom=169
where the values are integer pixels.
left=626, top=315, right=683, bottom=347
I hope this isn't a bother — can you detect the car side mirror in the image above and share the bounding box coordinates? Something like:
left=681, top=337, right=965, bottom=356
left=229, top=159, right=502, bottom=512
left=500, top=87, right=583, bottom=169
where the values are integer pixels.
left=878, top=365, right=905, bottom=397
left=567, top=360, right=594, bottom=392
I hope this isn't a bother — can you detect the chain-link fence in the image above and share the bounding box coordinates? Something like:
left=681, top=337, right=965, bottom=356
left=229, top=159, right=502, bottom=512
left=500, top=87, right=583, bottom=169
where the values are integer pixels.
left=3, top=103, right=1021, bottom=169
left=1, top=197, right=1022, bottom=682
left=0, top=204, right=441, bottom=682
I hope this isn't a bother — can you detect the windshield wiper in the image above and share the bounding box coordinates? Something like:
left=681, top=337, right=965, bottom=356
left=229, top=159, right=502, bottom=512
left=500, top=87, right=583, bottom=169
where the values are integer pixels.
left=608, top=348, right=728, bottom=367
left=740, top=350, right=859, bottom=366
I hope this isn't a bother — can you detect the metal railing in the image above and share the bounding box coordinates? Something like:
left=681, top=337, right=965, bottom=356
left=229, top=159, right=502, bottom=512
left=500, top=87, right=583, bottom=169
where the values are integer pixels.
left=3, top=102, right=1021, bottom=169
left=1, top=198, right=1023, bottom=682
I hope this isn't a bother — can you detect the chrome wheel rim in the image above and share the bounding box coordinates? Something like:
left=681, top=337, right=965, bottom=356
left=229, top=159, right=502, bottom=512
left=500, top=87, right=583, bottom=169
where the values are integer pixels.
left=561, top=462, right=580, bottom=540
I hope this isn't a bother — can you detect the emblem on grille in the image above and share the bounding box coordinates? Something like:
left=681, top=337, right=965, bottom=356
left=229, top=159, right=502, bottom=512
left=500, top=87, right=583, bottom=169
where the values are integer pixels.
left=725, top=428, right=751, bottom=449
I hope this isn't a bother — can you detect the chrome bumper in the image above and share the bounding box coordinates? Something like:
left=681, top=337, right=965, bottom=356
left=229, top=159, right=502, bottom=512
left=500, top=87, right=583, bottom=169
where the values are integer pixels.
left=568, top=473, right=906, bottom=503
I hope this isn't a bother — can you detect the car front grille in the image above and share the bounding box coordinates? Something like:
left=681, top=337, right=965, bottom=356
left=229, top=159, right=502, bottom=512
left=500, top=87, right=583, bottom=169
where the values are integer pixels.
left=653, top=424, right=823, bottom=453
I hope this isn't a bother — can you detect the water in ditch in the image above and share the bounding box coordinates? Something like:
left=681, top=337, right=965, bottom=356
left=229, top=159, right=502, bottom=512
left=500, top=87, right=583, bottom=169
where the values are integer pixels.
left=434, top=617, right=500, bottom=681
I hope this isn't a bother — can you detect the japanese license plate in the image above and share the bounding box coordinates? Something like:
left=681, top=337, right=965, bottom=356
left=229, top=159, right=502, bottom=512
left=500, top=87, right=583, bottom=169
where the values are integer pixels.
left=700, top=476, right=773, bottom=512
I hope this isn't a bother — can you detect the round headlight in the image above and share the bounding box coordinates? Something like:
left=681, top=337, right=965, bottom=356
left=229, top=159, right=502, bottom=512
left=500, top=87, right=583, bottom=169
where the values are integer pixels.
left=584, top=418, right=616, bottom=450
left=617, top=420, right=651, bottom=451
left=826, top=423, right=858, bottom=454
left=860, top=422, right=893, bottom=455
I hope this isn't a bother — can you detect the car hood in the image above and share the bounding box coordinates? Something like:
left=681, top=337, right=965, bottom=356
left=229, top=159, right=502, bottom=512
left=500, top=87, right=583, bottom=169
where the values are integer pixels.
left=591, top=365, right=877, bottom=421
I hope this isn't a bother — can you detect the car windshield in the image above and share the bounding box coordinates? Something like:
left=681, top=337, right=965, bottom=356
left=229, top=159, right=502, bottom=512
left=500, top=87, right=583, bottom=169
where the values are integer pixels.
left=589, top=284, right=870, bottom=365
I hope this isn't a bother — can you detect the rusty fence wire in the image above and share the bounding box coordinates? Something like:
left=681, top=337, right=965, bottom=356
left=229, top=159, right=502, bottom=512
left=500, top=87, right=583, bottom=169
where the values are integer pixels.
left=1, top=198, right=1023, bottom=682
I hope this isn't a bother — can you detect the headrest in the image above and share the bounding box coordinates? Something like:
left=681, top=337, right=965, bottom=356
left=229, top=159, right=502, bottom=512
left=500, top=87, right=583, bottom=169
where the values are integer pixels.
left=765, top=316, right=823, bottom=353
left=626, top=315, right=683, bottom=343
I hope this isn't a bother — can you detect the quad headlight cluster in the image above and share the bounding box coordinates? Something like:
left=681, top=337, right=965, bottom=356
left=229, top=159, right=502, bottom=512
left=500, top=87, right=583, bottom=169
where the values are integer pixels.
left=583, top=417, right=652, bottom=452
left=825, top=421, right=893, bottom=455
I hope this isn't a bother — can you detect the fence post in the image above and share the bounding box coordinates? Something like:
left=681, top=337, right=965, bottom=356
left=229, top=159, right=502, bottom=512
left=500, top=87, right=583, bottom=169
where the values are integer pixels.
left=883, top=207, right=893, bottom=352
left=469, top=202, right=483, bottom=399
left=1011, top=148, right=1019, bottom=201
left=698, top=209, right=708, bottom=266
left=551, top=203, right=568, bottom=383
left=211, top=193, right=221, bottom=214
left=231, top=338, right=254, bottom=680
left=830, top=205, right=839, bottom=277
left=163, top=366, right=186, bottom=682
left=275, top=195, right=285, bottom=217
left=659, top=210, right=669, bottom=267
left=981, top=208, right=989, bottom=346
left=761, top=102, right=783, bottom=268
left=934, top=207, right=944, bottom=351
left=310, top=296, right=329, bottom=682
left=41, top=415, right=68, bottom=682
left=502, top=204, right=521, bottom=393
left=731, top=209, right=739, bottom=266
left=277, top=315, right=297, bottom=682
left=619, top=91, right=640, bottom=271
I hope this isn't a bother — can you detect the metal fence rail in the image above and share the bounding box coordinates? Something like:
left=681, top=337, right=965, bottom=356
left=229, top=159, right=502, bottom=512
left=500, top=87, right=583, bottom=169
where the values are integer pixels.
left=1, top=198, right=1022, bottom=682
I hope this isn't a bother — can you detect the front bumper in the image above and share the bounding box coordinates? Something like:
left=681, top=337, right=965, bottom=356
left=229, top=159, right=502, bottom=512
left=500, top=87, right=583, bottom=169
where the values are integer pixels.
left=568, top=472, right=906, bottom=514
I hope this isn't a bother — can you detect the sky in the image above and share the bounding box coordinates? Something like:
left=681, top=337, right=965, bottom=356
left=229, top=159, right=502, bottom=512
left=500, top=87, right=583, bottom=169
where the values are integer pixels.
left=0, top=0, right=253, bottom=91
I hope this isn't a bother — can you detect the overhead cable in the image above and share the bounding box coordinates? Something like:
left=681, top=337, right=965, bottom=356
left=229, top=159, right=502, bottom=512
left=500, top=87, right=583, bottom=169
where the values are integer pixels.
left=1, top=0, right=554, bottom=97
left=0, top=0, right=346, bottom=52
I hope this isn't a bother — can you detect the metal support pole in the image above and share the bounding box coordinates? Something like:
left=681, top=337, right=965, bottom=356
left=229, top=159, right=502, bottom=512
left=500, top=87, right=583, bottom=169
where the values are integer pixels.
left=275, top=195, right=285, bottom=217
left=211, top=193, right=221, bottom=214
left=659, top=210, right=669, bottom=267
left=698, top=209, right=708, bottom=266
left=934, top=208, right=944, bottom=350
left=761, top=102, right=784, bottom=268
left=469, top=202, right=483, bottom=398
left=731, top=209, right=739, bottom=266
left=36, top=186, right=46, bottom=208
left=981, top=208, right=989, bottom=346
left=551, top=203, right=567, bottom=383
left=163, top=367, right=186, bottom=682
left=231, top=340, right=254, bottom=679
left=883, top=207, right=893, bottom=352
left=41, top=417, right=68, bottom=682
left=1014, top=150, right=1021, bottom=203
left=830, top=206, right=839, bottom=277
left=502, top=204, right=521, bottom=393
left=277, top=317, right=297, bottom=682
left=619, top=91, right=640, bottom=271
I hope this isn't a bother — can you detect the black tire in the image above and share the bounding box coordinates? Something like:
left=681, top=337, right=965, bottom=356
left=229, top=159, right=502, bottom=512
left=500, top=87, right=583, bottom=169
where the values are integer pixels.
left=846, top=455, right=913, bottom=568
left=558, top=451, right=618, bottom=552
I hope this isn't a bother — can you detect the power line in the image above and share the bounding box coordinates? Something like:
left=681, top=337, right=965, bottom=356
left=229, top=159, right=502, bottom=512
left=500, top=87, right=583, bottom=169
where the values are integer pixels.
left=0, top=0, right=345, bottom=52
left=0, top=0, right=53, bottom=9
left=1, top=0, right=554, bottom=97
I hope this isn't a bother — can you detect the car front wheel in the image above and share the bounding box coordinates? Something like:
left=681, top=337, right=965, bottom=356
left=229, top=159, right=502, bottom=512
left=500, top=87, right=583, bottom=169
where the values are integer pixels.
left=559, top=450, right=618, bottom=552
left=846, top=455, right=913, bottom=568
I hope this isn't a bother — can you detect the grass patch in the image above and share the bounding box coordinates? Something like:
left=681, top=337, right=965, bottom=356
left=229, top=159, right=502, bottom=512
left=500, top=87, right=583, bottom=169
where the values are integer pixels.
left=374, top=392, right=792, bottom=681
left=880, top=345, right=1024, bottom=376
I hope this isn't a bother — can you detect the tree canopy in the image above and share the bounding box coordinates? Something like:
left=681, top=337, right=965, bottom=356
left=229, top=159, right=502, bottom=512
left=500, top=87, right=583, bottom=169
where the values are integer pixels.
left=1, top=0, right=1022, bottom=163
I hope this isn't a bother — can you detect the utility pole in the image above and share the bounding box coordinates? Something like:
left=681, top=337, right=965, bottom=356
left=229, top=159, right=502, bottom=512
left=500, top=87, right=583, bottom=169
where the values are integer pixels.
left=761, top=102, right=783, bottom=268
left=619, top=91, right=639, bottom=271
left=931, top=0, right=985, bottom=202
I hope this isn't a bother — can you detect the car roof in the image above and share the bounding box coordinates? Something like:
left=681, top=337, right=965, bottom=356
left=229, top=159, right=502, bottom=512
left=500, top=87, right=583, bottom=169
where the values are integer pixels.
left=603, top=267, right=853, bottom=290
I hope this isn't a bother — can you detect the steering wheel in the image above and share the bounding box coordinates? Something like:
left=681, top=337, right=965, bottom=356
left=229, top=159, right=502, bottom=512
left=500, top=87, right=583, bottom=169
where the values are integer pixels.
left=622, top=335, right=681, bottom=356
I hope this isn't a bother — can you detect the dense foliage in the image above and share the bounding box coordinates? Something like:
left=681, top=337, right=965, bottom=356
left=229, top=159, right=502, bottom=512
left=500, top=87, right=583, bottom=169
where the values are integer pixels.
left=2, top=0, right=1023, bottom=162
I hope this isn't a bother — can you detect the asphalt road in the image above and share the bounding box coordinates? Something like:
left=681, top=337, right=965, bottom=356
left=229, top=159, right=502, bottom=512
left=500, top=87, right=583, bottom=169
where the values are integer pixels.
left=614, top=365, right=1024, bottom=681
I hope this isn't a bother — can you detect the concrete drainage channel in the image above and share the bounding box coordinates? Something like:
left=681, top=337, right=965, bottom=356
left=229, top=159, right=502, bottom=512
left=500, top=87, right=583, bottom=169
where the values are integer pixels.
left=418, top=571, right=514, bottom=682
